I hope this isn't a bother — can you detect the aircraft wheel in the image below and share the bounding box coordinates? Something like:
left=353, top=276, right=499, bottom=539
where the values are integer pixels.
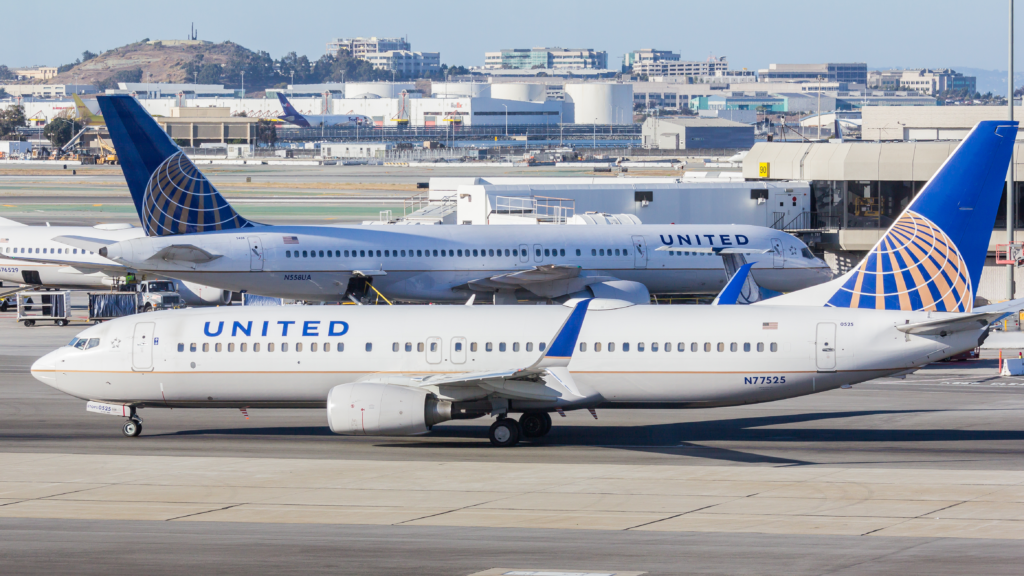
left=489, top=418, right=520, bottom=447
left=122, top=420, right=142, bottom=437
left=520, top=412, right=552, bottom=438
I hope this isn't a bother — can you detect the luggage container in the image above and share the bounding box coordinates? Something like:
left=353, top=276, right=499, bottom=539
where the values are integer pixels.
left=18, top=291, right=71, bottom=327
left=88, top=292, right=140, bottom=323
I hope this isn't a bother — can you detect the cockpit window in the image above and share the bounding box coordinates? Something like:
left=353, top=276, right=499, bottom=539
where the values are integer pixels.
left=68, top=337, right=80, bottom=347
left=801, top=248, right=815, bottom=259
left=85, top=338, right=100, bottom=349
left=74, top=339, right=88, bottom=350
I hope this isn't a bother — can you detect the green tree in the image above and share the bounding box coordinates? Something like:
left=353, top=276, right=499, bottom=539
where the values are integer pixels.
left=0, top=105, right=27, bottom=139
left=256, top=119, right=277, bottom=147
left=43, top=117, right=83, bottom=149
left=197, top=63, right=223, bottom=84
left=0, top=65, right=12, bottom=80
left=82, top=50, right=97, bottom=62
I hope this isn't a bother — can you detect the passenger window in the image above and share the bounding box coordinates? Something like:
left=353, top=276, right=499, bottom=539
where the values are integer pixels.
left=337, top=343, right=344, bottom=352
left=608, top=342, right=616, bottom=352
left=268, top=343, right=275, bottom=352
left=664, top=342, right=671, bottom=352
left=286, top=251, right=291, bottom=257
left=595, top=342, right=602, bottom=352
left=677, top=342, right=685, bottom=352
left=311, top=342, right=318, bottom=352
left=344, top=250, right=350, bottom=257
left=651, top=342, right=659, bottom=352
left=691, top=342, right=698, bottom=352
left=512, top=342, right=519, bottom=352
left=418, top=342, right=425, bottom=352
left=455, top=342, right=463, bottom=352
left=241, top=343, right=248, bottom=352
left=489, top=249, right=494, bottom=257
left=770, top=343, right=778, bottom=352
left=526, top=342, right=533, bottom=352
left=319, top=251, right=324, bottom=257
left=638, top=342, right=645, bottom=352
left=499, top=342, right=506, bottom=352
left=512, top=249, right=518, bottom=257
left=177, top=343, right=184, bottom=352
left=302, top=250, right=308, bottom=257
left=757, top=342, right=764, bottom=352
left=405, top=342, right=412, bottom=352
left=743, top=343, right=751, bottom=352
left=730, top=343, right=737, bottom=352
left=539, top=342, right=546, bottom=352
left=576, top=249, right=581, bottom=256
left=392, top=342, right=399, bottom=352
left=560, top=249, right=565, bottom=256
left=457, top=249, right=463, bottom=256
left=536, top=248, right=541, bottom=257
left=623, top=342, right=629, bottom=352
left=579, top=342, right=587, bottom=352
left=384, top=250, right=390, bottom=257
left=328, top=251, right=333, bottom=257
left=615, top=249, right=620, bottom=256
left=470, top=342, right=477, bottom=352
left=227, top=343, right=235, bottom=352
left=717, top=343, right=725, bottom=352
left=704, top=343, right=711, bottom=352
left=504, top=249, right=510, bottom=256
left=366, top=343, right=373, bottom=352
left=599, top=249, right=605, bottom=256
left=282, top=343, right=289, bottom=352
left=544, top=249, right=550, bottom=257
left=296, top=343, right=303, bottom=352
left=401, top=250, right=406, bottom=256
left=486, top=342, right=493, bottom=352
left=254, top=343, right=261, bottom=352
left=203, top=343, right=210, bottom=352
left=417, top=250, right=423, bottom=257
left=360, top=250, right=366, bottom=257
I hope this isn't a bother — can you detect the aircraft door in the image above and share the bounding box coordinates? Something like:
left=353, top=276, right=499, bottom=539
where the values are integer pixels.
left=451, top=337, right=467, bottom=364
left=132, top=322, right=155, bottom=371
left=425, top=336, right=442, bottom=364
left=771, top=238, right=784, bottom=268
left=519, top=244, right=529, bottom=263
left=631, top=235, right=648, bottom=269
left=533, top=244, right=543, bottom=263
left=815, top=323, right=836, bottom=371
left=248, top=237, right=264, bottom=271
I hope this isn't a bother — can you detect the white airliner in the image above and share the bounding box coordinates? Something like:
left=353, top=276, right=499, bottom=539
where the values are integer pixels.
left=276, top=93, right=373, bottom=128
left=0, top=217, right=231, bottom=306
left=33, top=95, right=830, bottom=305
left=31, top=120, right=1024, bottom=445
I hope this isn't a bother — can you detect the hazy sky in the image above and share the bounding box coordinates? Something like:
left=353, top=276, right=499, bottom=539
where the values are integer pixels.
left=3, top=0, right=1022, bottom=72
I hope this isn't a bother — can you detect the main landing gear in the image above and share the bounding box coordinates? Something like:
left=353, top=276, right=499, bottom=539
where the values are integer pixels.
left=488, top=412, right=553, bottom=447
left=122, top=410, right=143, bottom=438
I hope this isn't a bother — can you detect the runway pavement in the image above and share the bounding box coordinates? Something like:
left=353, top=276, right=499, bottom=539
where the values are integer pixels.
left=4, top=309, right=1024, bottom=574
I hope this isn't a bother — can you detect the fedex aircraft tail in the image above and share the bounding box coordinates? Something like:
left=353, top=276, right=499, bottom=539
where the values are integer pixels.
left=770, top=120, right=1018, bottom=313
left=97, top=95, right=256, bottom=237
left=73, top=94, right=104, bottom=126
left=276, top=93, right=311, bottom=127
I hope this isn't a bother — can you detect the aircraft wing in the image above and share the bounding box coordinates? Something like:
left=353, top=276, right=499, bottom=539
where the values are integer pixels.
left=53, top=235, right=117, bottom=253
left=4, top=253, right=126, bottom=274
left=358, top=300, right=595, bottom=401
left=655, top=246, right=771, bottom=254
left=459, top=264, right=618, bottom=297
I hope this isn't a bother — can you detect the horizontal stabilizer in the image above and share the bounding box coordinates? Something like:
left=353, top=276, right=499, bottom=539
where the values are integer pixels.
left=0, top=216, right=27, bottom=227
left=897, top=314, right=1002, bottom=336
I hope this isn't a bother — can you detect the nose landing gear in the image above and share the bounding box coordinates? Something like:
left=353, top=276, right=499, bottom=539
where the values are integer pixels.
left=122, top=419, right=142, bottom=437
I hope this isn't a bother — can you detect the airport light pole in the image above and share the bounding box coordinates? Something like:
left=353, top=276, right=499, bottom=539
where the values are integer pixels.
left=241, top=71, right=245, bottom=96
left=1009, top=0, right=1016, bottom=300
left=593, top=118, right=597, bottom=149
left=502, top=104, right=507, bottom=137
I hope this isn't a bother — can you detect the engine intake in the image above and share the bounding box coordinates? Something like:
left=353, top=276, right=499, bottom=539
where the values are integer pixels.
left=327, top=382, right=452, bottom=436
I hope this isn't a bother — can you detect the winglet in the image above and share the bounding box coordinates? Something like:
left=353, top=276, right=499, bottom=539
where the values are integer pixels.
left=535, top=299, right=591, bottom=368
left=713, top=262, right=755, bottom=305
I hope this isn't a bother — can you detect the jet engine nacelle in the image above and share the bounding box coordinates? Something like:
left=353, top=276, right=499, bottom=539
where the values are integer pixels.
left=173, top=280, right=232, bottom=306
left=326, top=382, right=452, bottom=436
left=572, top=280, right=650, bottom=305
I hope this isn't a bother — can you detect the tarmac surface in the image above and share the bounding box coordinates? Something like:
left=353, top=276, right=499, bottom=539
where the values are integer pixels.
left=3, top=163, right=1024, bottom=575
left=4, top=306, right=1024, bottom=574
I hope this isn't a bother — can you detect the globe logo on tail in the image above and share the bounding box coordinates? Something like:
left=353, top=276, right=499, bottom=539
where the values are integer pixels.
left=141, top=152, right=252, bottom=236
left=826, top=210, right=971, bottom=312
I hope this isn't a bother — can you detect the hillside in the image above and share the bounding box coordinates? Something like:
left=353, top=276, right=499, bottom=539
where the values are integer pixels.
left=45, top=40, right=258, bottom=87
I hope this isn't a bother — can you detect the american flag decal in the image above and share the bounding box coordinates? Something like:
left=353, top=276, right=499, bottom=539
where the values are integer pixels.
left=283, top=236, right=299, bottom=244
left=763, top=322, right=778, bottom=330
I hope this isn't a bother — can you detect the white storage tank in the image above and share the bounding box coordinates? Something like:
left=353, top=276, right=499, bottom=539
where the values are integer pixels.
left=564, top=83, right=633, bottom=125
left=345, top=82, right=415, bottom=99
left=432, top=82, right=490, bottom=98
left=491, top=83, right=547, bottom=103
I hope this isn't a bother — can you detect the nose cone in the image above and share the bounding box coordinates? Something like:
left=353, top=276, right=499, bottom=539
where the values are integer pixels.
left=31, top=352, right=59, bottom=387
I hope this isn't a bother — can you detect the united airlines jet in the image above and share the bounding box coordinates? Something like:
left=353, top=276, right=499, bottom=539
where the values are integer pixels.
left=31, top=95, right=831, bottom=305
left=31, top=120, right=1024, bottom=445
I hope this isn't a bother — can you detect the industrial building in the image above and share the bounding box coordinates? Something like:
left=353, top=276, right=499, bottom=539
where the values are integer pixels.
left=483, top=48, right=608, bottom=70
left=12, top=66, right=58, bottom=81
left=622, top=49, right=680, bottom=72
left=861, top=106, right=1024, bottom=140
left=631, top=56, right=731, bottom=79
left=0, top=84, right=98, bottom=98
left=326, top=37, right=411, bottom=59
left=758, top=63, right=868, bottom=86
left=742, top=140, right=1024, bottom=302
left=155, top=107, right=258, bottom=146
left=363, top=51, right=440, bottom=76
left=641, top=117, right=754, bottom=150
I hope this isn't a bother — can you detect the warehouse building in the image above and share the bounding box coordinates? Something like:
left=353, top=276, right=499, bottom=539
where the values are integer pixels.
left=642, top=117, right=754, bottom=150
left=862, top=106, right=1024, bottom=140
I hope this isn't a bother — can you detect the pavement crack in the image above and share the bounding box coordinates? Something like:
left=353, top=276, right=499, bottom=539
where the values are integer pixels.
left=624, top=503, right=721, bottom=531
left=166, top=503, right=241, bottom=521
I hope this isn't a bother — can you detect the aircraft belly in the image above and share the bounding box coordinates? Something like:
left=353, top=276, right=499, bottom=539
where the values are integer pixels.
left=168, top=271, right=353, bottom=301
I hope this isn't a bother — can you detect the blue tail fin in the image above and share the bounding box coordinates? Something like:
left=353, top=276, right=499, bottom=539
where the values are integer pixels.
left=824, top=120, right=1018, bottom=312
left=276, top=93, right=310, bottom=127
left=97, top=95, right=256, bottom=237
